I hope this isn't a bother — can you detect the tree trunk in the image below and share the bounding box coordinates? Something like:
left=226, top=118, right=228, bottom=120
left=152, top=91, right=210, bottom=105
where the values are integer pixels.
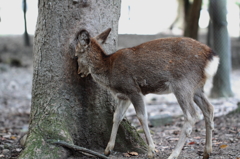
left=239, top=5, right=240, bottom=39
left=209, top=0, right=234, bottom=98
left=207, top=1, right=213, bottom=47
left=19, top=1, right=146, bottom=158
left=169, top=0, right=185, bottom=30
left=23, top=0, right=30, bottom=46
left=184, top=0, right=202, bottom=40
left=183, top=0, right=191, bottom=25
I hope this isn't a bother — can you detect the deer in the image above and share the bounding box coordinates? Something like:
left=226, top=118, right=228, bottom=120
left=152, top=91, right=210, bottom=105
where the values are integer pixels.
left=74, top=28, right=219, bottom=159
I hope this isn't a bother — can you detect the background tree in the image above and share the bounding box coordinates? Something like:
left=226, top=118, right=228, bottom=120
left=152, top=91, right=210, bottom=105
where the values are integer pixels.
left=184, top=0, right=203, bottom=40
left=169, top=0, right=185, bottom=30
left=19, top=0, right=146, bottom=158
left=23, top=0, right=30, bottom=46
left=170, top=0, right=202, bottom=40
left=209, top=0, right=234, bottom=98
left=235, top=0, right=240, bottom=39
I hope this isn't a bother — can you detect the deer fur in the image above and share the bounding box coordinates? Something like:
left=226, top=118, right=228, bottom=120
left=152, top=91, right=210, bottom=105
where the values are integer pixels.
left=75, top=28, right=219, bottom=159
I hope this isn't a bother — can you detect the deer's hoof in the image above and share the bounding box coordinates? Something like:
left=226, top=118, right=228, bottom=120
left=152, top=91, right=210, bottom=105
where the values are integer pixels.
left=202, top=152, right=210, bottom=159
left=104, top=150, right=111, bottom=156
left=147, top=148, right=156, bottom=159
left=168, top=152, right=178, bottom=159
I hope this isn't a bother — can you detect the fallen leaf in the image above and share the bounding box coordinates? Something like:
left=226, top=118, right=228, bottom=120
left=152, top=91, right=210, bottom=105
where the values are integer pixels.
left=214, top=142, right=222, bottom=145
left=188, top=141, right=195, bottom=145
left=220, top=144, right=228, bottom=149
left=123, top=153, right=130, bottom=157
left=128, top=151, right=138, bottom=156
left=194, top=136, right=201, bottom=139
left=169, top=138, right=179, bottom=141
left=10, top=136, right=17, bottom=140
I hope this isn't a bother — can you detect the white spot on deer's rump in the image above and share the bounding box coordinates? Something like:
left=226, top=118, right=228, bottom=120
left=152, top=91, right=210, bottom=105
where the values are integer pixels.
left=204, top=56, right=219, bottom=78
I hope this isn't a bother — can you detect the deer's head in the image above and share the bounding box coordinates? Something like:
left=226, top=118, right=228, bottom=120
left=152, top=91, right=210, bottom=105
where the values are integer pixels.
left=75, top=28, right=111, bottom=77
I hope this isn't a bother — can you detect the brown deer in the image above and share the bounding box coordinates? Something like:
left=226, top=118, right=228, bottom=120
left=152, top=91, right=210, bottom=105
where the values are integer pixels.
left=74, top=28, right=219, bottom=159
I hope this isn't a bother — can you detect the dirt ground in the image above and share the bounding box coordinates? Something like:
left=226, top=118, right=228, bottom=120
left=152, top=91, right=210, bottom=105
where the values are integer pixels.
left=0, top=36, right=240, bottom=159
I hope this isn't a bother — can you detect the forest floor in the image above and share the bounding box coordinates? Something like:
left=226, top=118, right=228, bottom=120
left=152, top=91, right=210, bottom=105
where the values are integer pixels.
left=0, top=36, right=240, bottom=159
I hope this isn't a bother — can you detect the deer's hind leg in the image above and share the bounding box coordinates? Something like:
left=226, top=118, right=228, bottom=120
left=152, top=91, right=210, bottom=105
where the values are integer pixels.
left=104, top=96, right=131, bottom=156
left=168, top=85, right=201, bottom=159
left=194, top=89, right=214, bottom=159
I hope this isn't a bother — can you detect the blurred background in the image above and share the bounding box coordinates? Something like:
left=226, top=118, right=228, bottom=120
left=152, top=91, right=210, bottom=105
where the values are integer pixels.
left=0, top=0, right=239, bottom=35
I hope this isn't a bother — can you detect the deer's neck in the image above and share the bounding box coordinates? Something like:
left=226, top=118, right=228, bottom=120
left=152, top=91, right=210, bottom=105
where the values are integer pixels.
left=88, top=39, right=110, bottom=73
left=87, top=39, right=111, bottom=86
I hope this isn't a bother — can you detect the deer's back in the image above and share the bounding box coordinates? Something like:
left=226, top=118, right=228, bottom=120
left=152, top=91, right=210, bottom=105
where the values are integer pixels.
left=108, top=37, right=215, bottom=95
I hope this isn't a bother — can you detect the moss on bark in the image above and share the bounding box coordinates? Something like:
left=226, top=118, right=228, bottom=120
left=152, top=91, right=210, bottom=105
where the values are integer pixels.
left=116, top=119, right=147, bottom=153
left=19, top=131, right=70, bottom=159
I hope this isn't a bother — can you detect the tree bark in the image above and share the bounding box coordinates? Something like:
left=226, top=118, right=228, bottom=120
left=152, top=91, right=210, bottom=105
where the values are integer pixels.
left=19, top=0, right=146, bottom=158
left=184, top=0, right=202, bottom=40
left=209, top=0, right=234, bottom=98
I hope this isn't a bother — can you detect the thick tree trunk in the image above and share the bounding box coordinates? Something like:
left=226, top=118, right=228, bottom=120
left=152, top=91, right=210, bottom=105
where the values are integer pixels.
left=19, top=1, right=146, bottom=158
left=209, top=0, right=234, bottom=98
left=184, top=0, right=202, bottom=40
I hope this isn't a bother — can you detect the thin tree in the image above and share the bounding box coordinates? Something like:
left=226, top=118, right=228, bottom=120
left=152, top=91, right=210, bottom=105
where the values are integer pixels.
left=23, top=0, right=30, bottom=46
left=184, top=0, right=202, bottom=40
left=236, top=0, right=240, bottom=39
left=19, top=0, right=145, bottom=158
left=169, top=0, right=185, bottom=30
left=209, top=0, right=234, bottom=98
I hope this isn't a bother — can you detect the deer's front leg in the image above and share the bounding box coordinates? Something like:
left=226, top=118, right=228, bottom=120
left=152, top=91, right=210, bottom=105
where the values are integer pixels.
left=130, top=94, right=155, bottom=158
left=104, top=98, right=131, bottom=156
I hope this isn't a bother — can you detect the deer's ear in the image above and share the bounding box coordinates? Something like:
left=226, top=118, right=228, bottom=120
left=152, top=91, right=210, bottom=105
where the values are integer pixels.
left=94, top=28, right=111, bottom=44
left=78, top=30, right=90, bottom=46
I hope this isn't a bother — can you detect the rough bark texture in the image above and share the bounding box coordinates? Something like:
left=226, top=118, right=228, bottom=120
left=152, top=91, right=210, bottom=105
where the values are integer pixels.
left=184, top=0, right=202, bottom=40
left=19, top=0, right=146, bottom=158
left=209, top=0, right=234, bottom=98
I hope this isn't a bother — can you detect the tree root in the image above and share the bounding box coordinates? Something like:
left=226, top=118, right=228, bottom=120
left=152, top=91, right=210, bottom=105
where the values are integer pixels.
left=47, top=139, right=109, bottom=159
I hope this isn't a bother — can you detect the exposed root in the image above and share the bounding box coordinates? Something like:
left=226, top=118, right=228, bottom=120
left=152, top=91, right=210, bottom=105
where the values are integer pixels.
left=47, top=139, right=109, bottom=159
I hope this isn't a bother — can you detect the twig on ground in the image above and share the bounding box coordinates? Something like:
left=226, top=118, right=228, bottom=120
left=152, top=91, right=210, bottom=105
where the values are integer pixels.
left=47, top=139, right=109, bottom=159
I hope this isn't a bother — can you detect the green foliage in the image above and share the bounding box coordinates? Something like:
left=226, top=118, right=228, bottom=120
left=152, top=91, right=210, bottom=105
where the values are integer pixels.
left=234, top=0, right=240, bottom=6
